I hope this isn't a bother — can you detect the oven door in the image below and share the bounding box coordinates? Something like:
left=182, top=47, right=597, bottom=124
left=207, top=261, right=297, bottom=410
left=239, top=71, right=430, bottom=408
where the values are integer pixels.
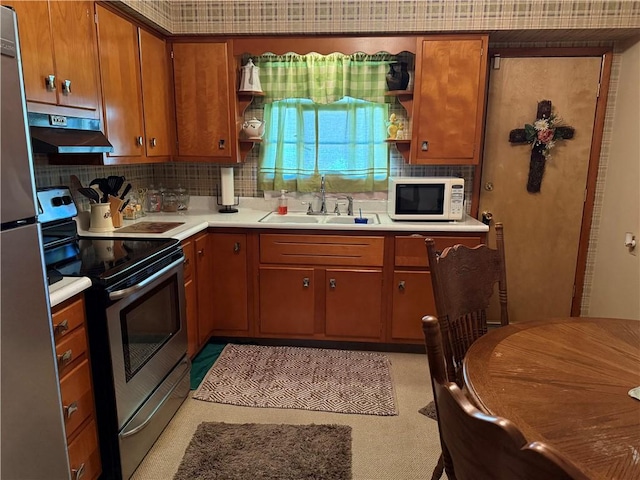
left=105, top=256, right=187, bottom=428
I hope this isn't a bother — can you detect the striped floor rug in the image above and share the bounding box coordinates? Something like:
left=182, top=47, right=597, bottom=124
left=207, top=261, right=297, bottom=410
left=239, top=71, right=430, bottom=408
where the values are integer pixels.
left=192, top=344, right=398, bottom=416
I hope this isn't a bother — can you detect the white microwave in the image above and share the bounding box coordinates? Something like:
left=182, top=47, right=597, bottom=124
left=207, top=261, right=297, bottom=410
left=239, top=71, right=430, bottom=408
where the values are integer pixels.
left=387, top=177, right=465, bottom=221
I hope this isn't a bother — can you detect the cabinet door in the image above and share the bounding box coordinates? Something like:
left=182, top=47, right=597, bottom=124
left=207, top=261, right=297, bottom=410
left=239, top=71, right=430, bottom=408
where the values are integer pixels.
left=194, top=233, right=213, bottom=345
left=49, top=1, right=99, bottom=111
left=391, top=271, right=435, bottom=341
left=259, top=267, right=315, bottom=335
left=412, top=36, right=487, bottom=164
left=3, top=1, right=56, bottom=104
left=95, top=5, right=144, bottom=158
left=172, top=42, right=233, bottom=159
left=210, top=233, right=248, bottom=332
left=325, top=269, right=383, bottom=340
left=139, top=28, right=172, bottom=157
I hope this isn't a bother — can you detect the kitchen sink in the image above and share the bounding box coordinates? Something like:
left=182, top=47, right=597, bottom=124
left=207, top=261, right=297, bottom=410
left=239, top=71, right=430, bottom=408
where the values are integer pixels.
left=324, top=214, right=379, bottom=225
left=259, top=213, right=321, bottom=224
left=258, top=212, right=379, bottom=225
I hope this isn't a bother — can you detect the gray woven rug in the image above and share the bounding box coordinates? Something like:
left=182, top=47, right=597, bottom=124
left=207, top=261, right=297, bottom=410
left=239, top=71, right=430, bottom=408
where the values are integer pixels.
left=193, top=344, right=398, bottom=416
left=174, top=422, right=352, bottom=480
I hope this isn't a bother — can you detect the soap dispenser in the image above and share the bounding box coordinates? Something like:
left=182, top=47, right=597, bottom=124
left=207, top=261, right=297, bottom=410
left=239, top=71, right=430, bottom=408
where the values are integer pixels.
left=278, top=190, right=288, bottom=215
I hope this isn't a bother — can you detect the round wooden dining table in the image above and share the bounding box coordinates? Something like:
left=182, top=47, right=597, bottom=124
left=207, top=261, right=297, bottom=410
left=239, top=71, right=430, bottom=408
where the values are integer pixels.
left=463, top=317, right=640, bottom=480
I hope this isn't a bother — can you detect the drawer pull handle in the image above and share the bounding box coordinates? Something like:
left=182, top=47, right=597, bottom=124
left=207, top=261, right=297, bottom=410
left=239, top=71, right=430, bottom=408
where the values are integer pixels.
left=72, top=463, right=85, bottom=480
left=64, top=402, right=78, bottom=419
left=61, top=79, right=71, bottom=95
left=150, top=137, right=157, bottom=148
left=45, top=74, right=56, bottom=91
left=329, top=278, right=336, bottom=289
left=57, top=350, right=73, bottom=366
left=398, top=280, right=405, bottom=291
left=302, top=277, right=310, bottom=288
left=136, top=136, right=144, bottom=147
left=54, top=319, right=69, bottom=335
left=233, top=242, right=240, bottom=253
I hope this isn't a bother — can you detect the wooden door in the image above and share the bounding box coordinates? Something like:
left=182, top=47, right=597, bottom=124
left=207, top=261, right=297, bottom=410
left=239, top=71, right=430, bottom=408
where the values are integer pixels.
left=210, top=233, right=248, bottom=332
left=139, top=28, right=172, bottom=157
left=49, top=1, right=99, bottom=111
left=194, top=233, right=213, bottom=344
left=259, top=267, right=315, bottom=335
left=172, top=42, right=233, bottom=159
left=4, top=1, right=56, bottom=105
left=325, top=269, right=383, bottom=339
left=412, top=36, right=488, bottom=164
left=391, top=271, right=434, bottom=341
left=479, top=56, right=603, bottom=322
left=95, top=5, right=144, bottom=158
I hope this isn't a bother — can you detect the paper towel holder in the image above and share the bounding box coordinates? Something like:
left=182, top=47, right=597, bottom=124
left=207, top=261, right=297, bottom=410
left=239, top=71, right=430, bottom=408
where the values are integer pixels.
left=216, top=184, right=239, bottom=213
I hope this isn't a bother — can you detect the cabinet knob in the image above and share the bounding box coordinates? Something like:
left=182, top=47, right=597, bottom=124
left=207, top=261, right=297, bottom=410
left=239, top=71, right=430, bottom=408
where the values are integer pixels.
left=150, top=137, right=157, bottom=148
left=71, top=463, right=86, bottom=480
left=233, top=242, right=241, bottom=253
left=183, top=258, right=190, bottom=266
left=57, top=349, right=73, bottom=366
left=54, top=319, right=69, bottom=336
left=302, top=277, right=310, bottom=288
left=64, top=401, right=78, bottom=419
left=136, top=136, right=144, bottom=147
left=61, top=79, right=71, bottom=95
left=329, top=278, right=336, bottom=289
left=421, top=141, right=429, bottom=151
left=197, top=249, right=204, bottom=256
left=218, top=139, right=225, bottom=149
left=45, top=74, right=56, bottom=91
left=398, top=280, right=405, bottom=291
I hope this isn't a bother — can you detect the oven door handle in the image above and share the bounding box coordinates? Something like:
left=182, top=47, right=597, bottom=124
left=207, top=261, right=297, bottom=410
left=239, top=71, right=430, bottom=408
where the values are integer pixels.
left=109, top=257, right=183, bottom=301
left=120, top=358, right=190, bottom=439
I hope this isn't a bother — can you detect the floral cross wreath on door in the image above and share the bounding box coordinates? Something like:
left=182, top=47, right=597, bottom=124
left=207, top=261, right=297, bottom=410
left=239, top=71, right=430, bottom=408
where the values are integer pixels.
left=509, top=100, right=575, bottom=193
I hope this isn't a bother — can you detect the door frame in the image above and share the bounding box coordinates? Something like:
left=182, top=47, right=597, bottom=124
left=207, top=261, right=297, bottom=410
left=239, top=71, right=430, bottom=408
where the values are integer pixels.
left=473, top=47, right=613, bottom=316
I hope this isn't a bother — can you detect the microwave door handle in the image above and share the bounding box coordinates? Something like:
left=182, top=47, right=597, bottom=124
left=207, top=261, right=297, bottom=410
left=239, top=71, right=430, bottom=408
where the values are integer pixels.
left=109, top=257, right=183, bottom=301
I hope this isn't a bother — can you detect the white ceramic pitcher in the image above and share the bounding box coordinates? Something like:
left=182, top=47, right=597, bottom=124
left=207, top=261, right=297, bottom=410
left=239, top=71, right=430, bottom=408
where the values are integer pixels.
left=239, top=59, right=262, bottom=93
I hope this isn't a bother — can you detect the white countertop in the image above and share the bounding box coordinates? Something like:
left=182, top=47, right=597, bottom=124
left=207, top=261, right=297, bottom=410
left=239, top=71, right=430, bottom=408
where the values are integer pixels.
left=50, top=196, right=488, bottom=305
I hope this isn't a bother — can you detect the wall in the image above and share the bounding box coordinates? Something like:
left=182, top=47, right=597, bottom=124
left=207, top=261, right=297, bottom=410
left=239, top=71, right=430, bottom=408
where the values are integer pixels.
left=586, top=37, right=640, bottom=320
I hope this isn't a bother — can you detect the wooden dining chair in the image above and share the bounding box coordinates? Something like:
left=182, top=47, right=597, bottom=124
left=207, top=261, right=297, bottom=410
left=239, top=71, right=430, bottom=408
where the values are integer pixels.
left=426, top=222, right=509, bottom=386
left=425, top=223, right=509, bottom=479
left=422, top=315, right=590, bottom=480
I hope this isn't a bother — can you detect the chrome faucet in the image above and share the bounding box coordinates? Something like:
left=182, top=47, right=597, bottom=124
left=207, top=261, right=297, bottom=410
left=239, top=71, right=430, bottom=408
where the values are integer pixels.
left=319, top=174, right=327, bottom=214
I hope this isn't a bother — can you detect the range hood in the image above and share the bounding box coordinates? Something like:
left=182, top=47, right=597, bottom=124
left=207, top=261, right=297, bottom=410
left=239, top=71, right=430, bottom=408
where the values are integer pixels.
left=28, top=112, right=113, bottom=154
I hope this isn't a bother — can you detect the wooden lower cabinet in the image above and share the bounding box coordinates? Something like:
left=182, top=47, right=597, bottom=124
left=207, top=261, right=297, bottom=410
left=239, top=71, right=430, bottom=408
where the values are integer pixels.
left=325, top=268, right=383, bottom=339
left=258, top=233, right=385, bottom=341
left=51, top=295, right=101, bottom=480
left=259, top=266, right=315, bottom=335
left=389, top=234, right=483, bottom=342
left=391, top=270, right=435, bottom=341
left=210, top=233, right=249, bottom=334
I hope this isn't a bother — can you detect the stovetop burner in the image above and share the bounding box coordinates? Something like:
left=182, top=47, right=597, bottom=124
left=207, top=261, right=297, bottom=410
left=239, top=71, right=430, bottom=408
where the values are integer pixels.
left=45, top=236, right=180, bottom=287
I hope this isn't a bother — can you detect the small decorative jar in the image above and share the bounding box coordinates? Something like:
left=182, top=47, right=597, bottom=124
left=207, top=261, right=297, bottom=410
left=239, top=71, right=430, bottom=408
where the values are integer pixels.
left=241, top=118, right=265, bottom=139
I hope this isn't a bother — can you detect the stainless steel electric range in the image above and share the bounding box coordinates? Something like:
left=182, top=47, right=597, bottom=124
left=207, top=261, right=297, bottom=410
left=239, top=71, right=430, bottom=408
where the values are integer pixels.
left=39, top=187, right=190, bottom=480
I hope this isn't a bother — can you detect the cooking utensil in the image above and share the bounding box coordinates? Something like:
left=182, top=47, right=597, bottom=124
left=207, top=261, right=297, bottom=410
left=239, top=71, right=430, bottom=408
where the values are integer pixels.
left=78, top=187, right=100, bottom=204
left=119, top=183, right=132, bottom=199
left=118, top=198, right=130, bottom=213
left=107, top=175, right=125, bottom=197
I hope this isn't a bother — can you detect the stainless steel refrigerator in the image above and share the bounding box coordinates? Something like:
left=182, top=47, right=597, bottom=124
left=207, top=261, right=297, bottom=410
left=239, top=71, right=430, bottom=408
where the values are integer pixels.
left=1, top=6, right=71, bottom=479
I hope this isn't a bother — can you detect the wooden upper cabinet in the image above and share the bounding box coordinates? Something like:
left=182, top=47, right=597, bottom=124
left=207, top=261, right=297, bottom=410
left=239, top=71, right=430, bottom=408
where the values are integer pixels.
left=95, top=4, right=144, bottom=159
left=139, top=29, right=173, bottom=157
left=172, top=42, right=235, bottom=161
left=411, top=35, right=489, bottom=165
left=4, top=0, right=100, bottom=116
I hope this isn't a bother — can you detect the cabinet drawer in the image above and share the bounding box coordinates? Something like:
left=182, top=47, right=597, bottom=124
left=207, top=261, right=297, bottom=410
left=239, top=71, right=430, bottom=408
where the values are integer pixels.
left=395, top=235, right=482, bottom=267
left=68, top=419, right=101, bottom=480
left=51, top=296, right=85, bottom=342
left=55, top=327, right=87, bottom=377
left=60, top=359, right=94, bottom=440
left=260, top=234, right=384, bottom=267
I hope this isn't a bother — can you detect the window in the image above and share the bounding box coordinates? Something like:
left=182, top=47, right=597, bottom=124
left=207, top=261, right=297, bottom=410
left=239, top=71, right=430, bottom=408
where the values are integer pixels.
left=253, top=52, right=396, bottom=193
left=259, top=96, right=388, bottom=192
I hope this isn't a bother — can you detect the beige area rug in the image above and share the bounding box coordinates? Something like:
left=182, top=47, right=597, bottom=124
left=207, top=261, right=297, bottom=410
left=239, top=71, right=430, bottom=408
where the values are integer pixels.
left=173, top=422, right=352, bottom=480
left=193, top=344, right=398, bottom=416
